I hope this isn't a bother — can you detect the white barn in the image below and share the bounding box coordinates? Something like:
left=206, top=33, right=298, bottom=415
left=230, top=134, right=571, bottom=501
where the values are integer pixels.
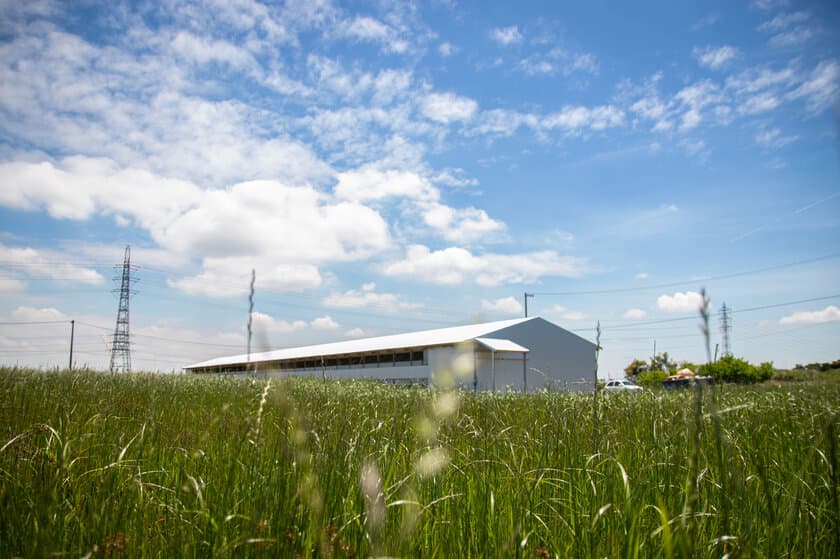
left=184, top=316, right=596, bottom=392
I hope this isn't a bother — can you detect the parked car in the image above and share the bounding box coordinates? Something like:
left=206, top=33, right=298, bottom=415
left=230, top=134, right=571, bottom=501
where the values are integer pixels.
left=604, top=379, right=643, bottom=392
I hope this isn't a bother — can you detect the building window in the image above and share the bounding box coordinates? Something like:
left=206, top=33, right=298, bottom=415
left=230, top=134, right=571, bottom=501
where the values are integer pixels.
left=197, top=349, right=429, bottom=375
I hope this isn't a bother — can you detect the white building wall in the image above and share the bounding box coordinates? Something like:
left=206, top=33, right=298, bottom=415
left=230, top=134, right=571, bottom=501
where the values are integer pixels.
left=475, top=351, right=526, bottom=391
left=233, top=318, right=594, bottom=392
left=266, top=364, right=432, bottom=383
left=427, top=345, right=475, bottom=387
left=488, top=318, right=596, bottom=392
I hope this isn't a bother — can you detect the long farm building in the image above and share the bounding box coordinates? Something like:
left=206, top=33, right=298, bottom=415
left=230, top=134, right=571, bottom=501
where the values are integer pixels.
left=184, top=316, right=596, bottom=392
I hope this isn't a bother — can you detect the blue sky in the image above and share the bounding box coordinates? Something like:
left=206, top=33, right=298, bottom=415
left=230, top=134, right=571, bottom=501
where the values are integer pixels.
left=0, top=0, right=838, bottom=376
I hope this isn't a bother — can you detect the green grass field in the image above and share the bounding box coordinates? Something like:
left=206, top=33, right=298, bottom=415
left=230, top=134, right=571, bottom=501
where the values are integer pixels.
left=1, top=367, right=838, bottom=558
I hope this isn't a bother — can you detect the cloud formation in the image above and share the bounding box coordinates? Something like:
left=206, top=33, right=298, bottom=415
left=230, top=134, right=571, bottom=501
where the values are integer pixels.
left=323, top=283, right=421, bottom=311
left=656, top=291, right=705, bottom=313
left=693, top=45, right=738, bottom=69
left=490, top=26, right=523, bottom=46
left=481, top=297, right=523, bottom=315
left=779, top=305, right=840, bottom=325
left=383, top=245, right=589, bottom=286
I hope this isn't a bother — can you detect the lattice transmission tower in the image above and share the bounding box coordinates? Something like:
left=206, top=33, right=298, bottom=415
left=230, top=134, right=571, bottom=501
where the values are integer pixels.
left=720, top=302, right=732, bottom=357
left=110, top=246, right=136, bottom=372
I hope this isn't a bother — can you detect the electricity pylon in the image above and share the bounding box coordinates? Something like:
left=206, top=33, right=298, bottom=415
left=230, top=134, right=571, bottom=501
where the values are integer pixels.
left=109, top=246, right=135, bottom=372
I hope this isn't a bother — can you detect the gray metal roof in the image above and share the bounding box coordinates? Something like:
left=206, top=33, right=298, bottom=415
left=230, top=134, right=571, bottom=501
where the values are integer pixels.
left=184, top=316, right=536, bottom=369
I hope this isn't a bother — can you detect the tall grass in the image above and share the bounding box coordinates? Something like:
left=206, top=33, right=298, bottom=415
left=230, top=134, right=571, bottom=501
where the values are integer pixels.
left=0, top=367, right=838, bottom=557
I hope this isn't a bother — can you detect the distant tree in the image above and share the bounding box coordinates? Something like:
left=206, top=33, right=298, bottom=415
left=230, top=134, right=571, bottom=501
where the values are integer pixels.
left=675, top=361, right=699, bottom=373
left=637, top=370, right=668, bottom=387
left=650, top=352, right=677, bottom=374
left=624, top=359, right=648, bottom=378
left=700, top=355, right=773, bottom=383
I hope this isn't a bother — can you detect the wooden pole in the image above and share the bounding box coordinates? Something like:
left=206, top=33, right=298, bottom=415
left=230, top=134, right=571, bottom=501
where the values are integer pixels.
left=68, top=320, right=75, bottom=370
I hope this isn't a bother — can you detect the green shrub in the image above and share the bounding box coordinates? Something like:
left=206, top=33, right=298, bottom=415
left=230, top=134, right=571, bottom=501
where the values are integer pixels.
left=756, top=361, right=774, bottom=381
left=636, top=369, right=668, bottom=387
left=701, top=356, right=773, bottom=384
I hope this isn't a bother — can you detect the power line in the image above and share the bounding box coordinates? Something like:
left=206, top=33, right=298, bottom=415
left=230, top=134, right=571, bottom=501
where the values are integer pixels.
left=531, top=252, right=840, bottom=297
left=602, top=293, right=840, bottom=330
left=0, top=320, right=70, bottom=325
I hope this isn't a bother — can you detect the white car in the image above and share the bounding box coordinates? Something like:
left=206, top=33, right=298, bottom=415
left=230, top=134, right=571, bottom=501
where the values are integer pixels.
left=604, top=379, right=643, bottom=392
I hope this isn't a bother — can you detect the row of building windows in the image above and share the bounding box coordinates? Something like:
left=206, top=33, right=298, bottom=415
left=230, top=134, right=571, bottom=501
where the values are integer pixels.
left=191, top=349, right=427, bottom=375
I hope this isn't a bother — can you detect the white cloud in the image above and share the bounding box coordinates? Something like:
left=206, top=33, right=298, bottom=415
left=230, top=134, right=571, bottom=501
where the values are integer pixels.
left=726, top=66, right=796, bottom=95
left=311, top=315, right=340, bottom=330
left=542, top=105, right=625, bottom=132
left=693, top=45, right=738, bottom=69
left=334, top=167, right=437, bottom=202
left=0, top=28, right=333, bottom=188
left=170, top=31, right=256, bottom=70
left=520, top=59, right=555, bottom=76
left=758, top=11, right=810, bottom=32
left=676, top=81, right=723, bottom=109
left=671, top=80, right=727, bottom=130
left=345, top=327, right=366, bottom=338
left=162, top=180, right=390, bottom=260
left=679, top=138, right=707, bottom=157
left=635, top=273, right=649, bottom=280
left=323, top=284, right=421, bottom=311
left=779, top=305, right=840, bottom=325
left=681, top=109, right=702, bottom=130
left=472, top=109, right=539, bottom=137
left=251, top=311, right=308, bottom=333
left=0, top=159, right=394, bottom=297
left=0, top=277, right=26, bottom=294
left=0, top=157, right=201, bottom=229
left=420, top=202, right=506, bottom=244
left=752, top=0, right=790, bottom=10
left=0, top=242, right=104, bottom=285
left=768, top=27, right=817, bottom=48
left=481, top=297, right=523, bottom=315
left=337, top=16, right=409, bottom=54
left=691, top=13, right=720, bottom=30
left=421, top=92, right=478, bottom=123
left=755, top=128, right=798, bottom=149
left=432, top=168, right=478, bottom=188
left=546, top=305, right=587, bottom=321
left=623, top=308, right=647, bottom=319
left=656, top=291, right=705, bottom=313
left=738, top=92, right=780, bottom=114
left=169, top=259, right=324, bottom=297
left=382, top=245, right=589, bottom=286
left=383, top=245, right=483, bottom=285
left=438, top=42, right=456, bottom=57
left=251, top=313, right=347, bottom=337
left=518, top=49, right=599, bottom=77
left=787, top=61, right=840, bottom=112
left=758, top=11, right=817, bottom=49
left=490, top=26, right=523, bottom=46
left=334, top=168, right=501, bottom=245
left=11, top=306, right=68, bottom=322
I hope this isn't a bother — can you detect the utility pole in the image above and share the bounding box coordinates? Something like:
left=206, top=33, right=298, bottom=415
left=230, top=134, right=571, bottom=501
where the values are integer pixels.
left=68, top=319, right=75, bottom=370
left=110, top=246, right=134, bottom=372
left=720, top=303, right=732, bottom=357
left=247, top=268, right=255, bottom=371
left=524, top=292, right=534, bottom=317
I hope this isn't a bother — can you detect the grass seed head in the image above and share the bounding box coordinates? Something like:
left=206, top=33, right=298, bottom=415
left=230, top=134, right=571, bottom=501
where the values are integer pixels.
left=415, top=447, right=450, bottom=479
left=360, top=461, right=385, bottom=534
